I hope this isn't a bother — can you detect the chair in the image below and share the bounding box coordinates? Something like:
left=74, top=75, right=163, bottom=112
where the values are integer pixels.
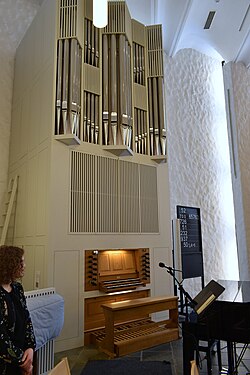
left=196, top=339, right=221, bottom=375
left=48, top=357, right=71, bottom=375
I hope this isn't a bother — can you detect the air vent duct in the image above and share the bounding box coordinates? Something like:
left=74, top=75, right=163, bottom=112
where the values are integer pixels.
left=204, top=11, right=216, bottom=29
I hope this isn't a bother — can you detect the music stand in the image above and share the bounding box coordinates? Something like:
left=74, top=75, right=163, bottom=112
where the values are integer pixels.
left=193, top=279, right=225, bottom=315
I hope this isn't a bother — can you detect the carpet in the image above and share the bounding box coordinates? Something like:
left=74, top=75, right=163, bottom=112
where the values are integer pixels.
left=80, top=359, right=172, bottom=375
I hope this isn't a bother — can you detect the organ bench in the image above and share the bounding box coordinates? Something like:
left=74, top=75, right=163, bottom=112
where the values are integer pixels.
left=96, top=296, right=179, bottom=357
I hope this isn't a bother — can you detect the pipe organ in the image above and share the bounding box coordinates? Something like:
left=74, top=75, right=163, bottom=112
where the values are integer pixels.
left=55, top=0, right=167, bottom=156
left=9, top=0, right=173, bottom=353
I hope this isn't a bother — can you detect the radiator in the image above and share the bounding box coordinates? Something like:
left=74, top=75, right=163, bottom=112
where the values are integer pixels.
left=25, top=288, right=56, bottom=375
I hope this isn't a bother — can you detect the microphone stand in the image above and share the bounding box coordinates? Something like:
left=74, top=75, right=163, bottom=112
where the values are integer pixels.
left=164, top=267, right=196, bottom=321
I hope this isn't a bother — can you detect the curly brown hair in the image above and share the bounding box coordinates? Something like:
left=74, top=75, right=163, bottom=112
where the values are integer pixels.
left=0, top=245, right=24, bottom=284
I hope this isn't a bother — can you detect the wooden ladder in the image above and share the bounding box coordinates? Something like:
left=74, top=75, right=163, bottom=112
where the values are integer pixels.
left=0, top=176, right=18, bottom=246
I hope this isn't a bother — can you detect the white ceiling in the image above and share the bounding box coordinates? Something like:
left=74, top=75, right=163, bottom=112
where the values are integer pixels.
left=127, top=0, right=250, bottom=67
left=0, top=0, right=250, bottom=68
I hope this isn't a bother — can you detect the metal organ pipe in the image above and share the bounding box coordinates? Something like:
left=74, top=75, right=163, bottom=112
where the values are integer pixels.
left=152, top=77, right=159, bottom=155
left=110, top=34, right=117, bottom=145
left=102, top=34, right=109, bottom=145
left=55, top=2, right=166, bottom=157
left=119, top=34, right=126, bottom=146
left=62, top=38, right=69, bottom=134
left=56, top=40, right=63, bottom=135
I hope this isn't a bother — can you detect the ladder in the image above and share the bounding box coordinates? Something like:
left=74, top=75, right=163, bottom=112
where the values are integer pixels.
left=0, top=176, right=18, bottom=246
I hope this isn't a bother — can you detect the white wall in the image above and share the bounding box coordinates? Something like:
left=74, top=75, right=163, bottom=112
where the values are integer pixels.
left=223, top=62, right=250, bottom=280
left=0, top=0, right=40, bottom=209
left=232, top=63, right=250, bottom=278
left=164, top=49, right=239, bottom=294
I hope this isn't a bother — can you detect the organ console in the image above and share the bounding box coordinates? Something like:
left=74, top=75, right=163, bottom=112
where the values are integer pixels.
left=85, top=248, right=150, bottom=292
left=84, top=248, right=153, bottom=345
left=84, top=249, right=181, bottom=355
left=182, top=280, right=250, bottom=375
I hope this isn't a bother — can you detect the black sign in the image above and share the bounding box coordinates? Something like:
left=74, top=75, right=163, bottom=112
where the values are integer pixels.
left=176, top=205, right=203, bottom=279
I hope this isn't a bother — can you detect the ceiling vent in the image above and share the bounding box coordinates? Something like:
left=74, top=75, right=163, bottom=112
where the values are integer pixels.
left=204, top=11, right=216, bottom=29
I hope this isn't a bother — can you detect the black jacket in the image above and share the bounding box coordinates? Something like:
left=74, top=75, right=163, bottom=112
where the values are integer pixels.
left=0, top=282, right=36, bottom=371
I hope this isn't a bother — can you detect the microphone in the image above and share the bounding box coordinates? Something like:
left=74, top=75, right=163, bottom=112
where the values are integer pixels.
left=159, top=262, right=173, bottom=271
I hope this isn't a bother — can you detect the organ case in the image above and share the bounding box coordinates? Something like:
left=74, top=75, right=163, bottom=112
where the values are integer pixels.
left=54, top=0, right=167, bottom=157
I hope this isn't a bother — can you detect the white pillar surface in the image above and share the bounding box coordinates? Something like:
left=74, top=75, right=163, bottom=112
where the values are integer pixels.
left=164, top=49, right=239, bottom=293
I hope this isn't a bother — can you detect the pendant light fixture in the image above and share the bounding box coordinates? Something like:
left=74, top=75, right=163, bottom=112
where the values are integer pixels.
left=93, top=0, right=108, bottom=28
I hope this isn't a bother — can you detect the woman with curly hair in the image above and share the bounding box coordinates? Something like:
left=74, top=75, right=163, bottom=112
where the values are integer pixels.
left=0, top=245, right=36, bottom=375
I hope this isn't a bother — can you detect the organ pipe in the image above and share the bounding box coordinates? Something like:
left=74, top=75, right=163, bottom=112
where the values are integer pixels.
left=55, top=1, right=166, bottom=157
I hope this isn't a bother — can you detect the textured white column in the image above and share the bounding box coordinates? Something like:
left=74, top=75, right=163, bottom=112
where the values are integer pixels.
left=223, top=61, right=250, bottom=280
left=164, top=49, right=238, bottom=293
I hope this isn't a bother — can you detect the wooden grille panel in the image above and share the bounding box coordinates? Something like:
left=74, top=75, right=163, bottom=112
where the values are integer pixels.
left=70, top=151, right=96, bottom=233
left=120, top=160, right=140, bottom=233
left=146, top=25, right=163, bottom=77
left=140, top=164, right=159, bottom=233
left=70, top=151, right=159, bottom=233
left=96, top=156, right=119, bottom=232
left=59, top=0, right=78, bottom=39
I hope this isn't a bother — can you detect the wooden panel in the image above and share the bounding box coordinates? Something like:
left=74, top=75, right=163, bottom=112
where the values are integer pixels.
left=54, top=250, right=79, bottom=341
left=39, top=65, right=53, bottom=144
left=132, top=19, right=146, bottom=46
left=84, top=289, right=149, bottom=333
left=123, top=252, right=135, bottom=269
left=15, top=164, right=27, bottom=238
left=99, top=253, right=110, bottom=272
left=99, top=250, right=136, bottom=277
left=26, top=156, right=38, bottom=237
left=85, top=295, right=117, bottom=331
left=36, top=148, right=48, bottom=236
left=100, top=296, right=179, bottom=357
left=133, top=84, right=147, bottom=110
left=9, top=102, right=21, bottom=165
left=22, top=245, right=35, bottom=290
left=83, top=64, right=100, bottom=94
left=34, top=245, right=45, bottom=289
left=111, top=253, right=123, bottom=271
left=84, top=0, right=93, bottom=20
left=20, top=94, right=29, bottom=159
left=28, top=81, right=40, bottom=152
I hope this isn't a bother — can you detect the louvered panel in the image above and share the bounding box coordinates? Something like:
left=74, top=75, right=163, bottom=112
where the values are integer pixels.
left=103, top=1, right=132, bottom=42
left=70, top=152, right=159, bottom=234
left=70, top=151, right=96, bottom=233
left=59, top=0, right=78, bottom=39
left=146, top=25, right=163, bottom=77
left=96, top=156, right=119, bottom=233
left=140, top=165, right=159, bottom=233
left=119, top=161, right=140, bottom=233
left=104, top=1, right=125, bottom=34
